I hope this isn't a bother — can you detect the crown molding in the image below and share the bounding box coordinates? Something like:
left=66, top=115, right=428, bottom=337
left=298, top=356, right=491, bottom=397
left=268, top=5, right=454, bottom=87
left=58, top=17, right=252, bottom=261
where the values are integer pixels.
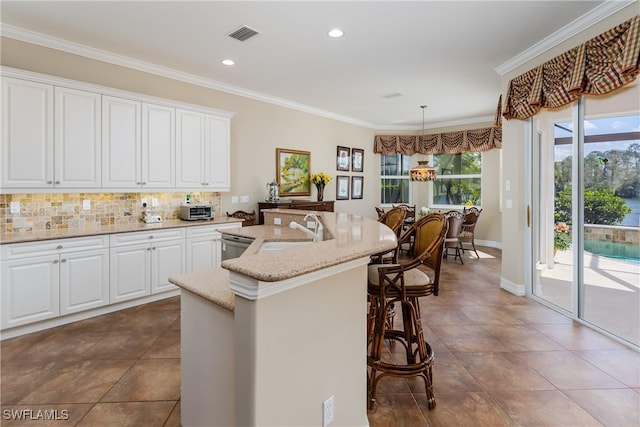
left=375, top=114, right=495, bottom=132
left=495, top=0, right=637, bottom=76
left=1, top=24, right=377, bottom=129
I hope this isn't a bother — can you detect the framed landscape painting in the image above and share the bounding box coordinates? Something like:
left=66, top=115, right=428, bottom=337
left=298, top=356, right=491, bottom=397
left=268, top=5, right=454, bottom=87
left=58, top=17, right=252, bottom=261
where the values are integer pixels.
left=276, top=148, right=311, bottom=196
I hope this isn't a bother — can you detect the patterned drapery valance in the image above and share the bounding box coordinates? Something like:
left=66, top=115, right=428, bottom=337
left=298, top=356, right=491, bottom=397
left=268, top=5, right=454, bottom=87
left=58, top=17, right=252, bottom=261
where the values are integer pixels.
left=373, top=96, right=503, bottom=155
left=503, top=15, right=640, bottom=121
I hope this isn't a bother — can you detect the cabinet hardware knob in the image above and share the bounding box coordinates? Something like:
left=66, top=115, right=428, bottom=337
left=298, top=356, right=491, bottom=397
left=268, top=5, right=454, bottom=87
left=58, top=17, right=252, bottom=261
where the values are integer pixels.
left=149, top=235, right=154, bottom=239
left=47, top=180, right=53, bottom=184
left=136, top=182, right=141, bottom=185
left=147, top=247, right=152, bottom=251
left=152, top=247, right=156, bottom=250
left=142, top=182, right=146, bottom=185
left=53, top=259, right=59, bottom=264
left=57, top=245, right=63, bottom=249
left=61, top=259, right=67, bottom=263
left=55, top=181, right=60, bottom=184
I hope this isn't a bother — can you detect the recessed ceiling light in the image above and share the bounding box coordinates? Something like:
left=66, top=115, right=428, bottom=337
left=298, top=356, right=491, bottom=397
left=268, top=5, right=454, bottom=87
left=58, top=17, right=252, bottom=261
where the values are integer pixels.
left=328, top=28, right=344, bottom=38
left=222, top=59, right=235, bottom=66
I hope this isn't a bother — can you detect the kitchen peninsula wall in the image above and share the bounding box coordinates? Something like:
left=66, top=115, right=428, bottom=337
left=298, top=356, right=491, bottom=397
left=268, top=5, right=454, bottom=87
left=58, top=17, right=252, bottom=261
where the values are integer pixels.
left=0, top=192, right=221, bottom=233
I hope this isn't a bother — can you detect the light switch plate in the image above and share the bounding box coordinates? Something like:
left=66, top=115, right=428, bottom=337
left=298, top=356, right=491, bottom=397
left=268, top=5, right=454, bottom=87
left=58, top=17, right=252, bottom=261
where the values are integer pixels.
left=82, top=200, right=91, bottom=210
left=274, top=218, right=281, bottom=225
left=506, top=199, right=513, bottom=209
left=240, top=195, right=250, bottom=203
left=152, top=198, right=158, bottom=207
left=10, top=201, right=20, bottom=214
left=505, top=180, right=511, bottom=191
left=231, top=196, right=239, bottom=204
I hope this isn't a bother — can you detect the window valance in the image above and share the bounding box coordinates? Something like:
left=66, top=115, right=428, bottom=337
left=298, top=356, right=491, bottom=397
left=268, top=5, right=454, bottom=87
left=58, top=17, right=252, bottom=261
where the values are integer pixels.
left=373, top=96, right=503, bottom=155
left=503, top=15, right=640, bottom=121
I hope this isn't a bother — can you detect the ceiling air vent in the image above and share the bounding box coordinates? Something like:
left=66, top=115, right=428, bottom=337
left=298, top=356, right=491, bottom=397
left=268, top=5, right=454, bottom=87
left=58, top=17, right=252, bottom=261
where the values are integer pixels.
left=228, top=26, right=260, bottom=42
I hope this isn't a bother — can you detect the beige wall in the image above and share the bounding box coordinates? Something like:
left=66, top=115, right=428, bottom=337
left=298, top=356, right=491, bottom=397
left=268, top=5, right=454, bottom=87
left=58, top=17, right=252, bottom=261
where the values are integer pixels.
left=499, top=5, right=639, bottom=290
left=1, top=36, right=502, bottom=244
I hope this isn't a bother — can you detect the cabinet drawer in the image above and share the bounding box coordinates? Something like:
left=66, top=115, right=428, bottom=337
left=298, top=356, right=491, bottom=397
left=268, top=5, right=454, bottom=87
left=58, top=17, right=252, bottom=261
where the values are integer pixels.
left=1, top=235, right=109, bottom=260
left=185, top=223, right=240, bottom=239
left=110, top=228, right=185, bottom=247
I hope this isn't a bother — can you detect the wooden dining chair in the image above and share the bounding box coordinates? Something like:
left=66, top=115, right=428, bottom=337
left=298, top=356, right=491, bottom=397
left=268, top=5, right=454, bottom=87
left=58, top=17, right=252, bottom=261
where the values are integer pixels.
left=443, top=210, right=464, bottom=264
left=460, top=207, right=482, bottom=258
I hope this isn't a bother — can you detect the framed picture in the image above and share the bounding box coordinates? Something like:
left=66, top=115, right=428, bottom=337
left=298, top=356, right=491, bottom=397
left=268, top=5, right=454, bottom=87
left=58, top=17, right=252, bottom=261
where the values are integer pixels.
left=351, top=148, right=364, bottom=173
left=337, top=146, right=350, bottom=171
left=276, top=148, right=311, bottom=196
left=351, top=176, right=363, bottom=199
left=336, top=175, right=350, bottom=200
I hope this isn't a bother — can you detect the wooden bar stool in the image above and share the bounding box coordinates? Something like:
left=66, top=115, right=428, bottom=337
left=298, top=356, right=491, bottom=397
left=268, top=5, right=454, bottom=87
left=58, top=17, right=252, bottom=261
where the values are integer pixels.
left=366, top=213, right=447, bottom=410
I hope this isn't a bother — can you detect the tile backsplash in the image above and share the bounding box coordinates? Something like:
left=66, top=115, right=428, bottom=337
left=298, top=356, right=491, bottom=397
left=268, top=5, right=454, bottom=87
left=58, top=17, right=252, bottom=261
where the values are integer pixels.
left=0, top=192, right=221, bottom=233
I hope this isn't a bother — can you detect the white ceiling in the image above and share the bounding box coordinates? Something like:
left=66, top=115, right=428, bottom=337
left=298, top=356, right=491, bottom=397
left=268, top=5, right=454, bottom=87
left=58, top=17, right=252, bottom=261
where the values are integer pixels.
left=1, top=1, right=621, bottom=129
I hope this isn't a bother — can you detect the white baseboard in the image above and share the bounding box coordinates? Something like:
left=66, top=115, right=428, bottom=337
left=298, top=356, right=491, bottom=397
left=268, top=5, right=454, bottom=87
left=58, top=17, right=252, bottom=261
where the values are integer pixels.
left=475, top=239, right=502, bottom=250
left=500, top=277, right=525, bottom=296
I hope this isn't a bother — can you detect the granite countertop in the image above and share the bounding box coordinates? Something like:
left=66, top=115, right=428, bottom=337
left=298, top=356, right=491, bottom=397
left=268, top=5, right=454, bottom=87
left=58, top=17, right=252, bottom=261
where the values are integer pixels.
left=170, top=211, right=397, bottom=310
left=222, top=211, right=396, bottom=281
left=0, top=217, right=242, bottom=244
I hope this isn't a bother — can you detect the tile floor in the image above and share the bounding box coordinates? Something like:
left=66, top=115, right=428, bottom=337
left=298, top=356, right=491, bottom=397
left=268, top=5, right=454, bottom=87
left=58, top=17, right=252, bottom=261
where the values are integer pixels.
left=1, top=247, right=639, bottom=426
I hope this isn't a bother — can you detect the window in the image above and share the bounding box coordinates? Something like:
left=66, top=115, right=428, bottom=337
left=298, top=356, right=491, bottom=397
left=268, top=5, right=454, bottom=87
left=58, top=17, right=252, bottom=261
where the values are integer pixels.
left=380, top=154, right=411, bottom=205
left=432, top=152, right=482, bottom=207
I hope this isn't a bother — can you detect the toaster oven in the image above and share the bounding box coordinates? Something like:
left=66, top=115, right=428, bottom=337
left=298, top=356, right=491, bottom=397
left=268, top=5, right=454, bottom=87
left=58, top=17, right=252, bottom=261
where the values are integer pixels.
left=179, top=205, right=215, bottom=221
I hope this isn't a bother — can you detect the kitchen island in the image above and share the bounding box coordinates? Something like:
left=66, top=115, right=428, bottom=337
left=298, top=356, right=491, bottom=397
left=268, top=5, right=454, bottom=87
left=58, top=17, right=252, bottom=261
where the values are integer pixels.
left=169, top=210, right=396, bottom=427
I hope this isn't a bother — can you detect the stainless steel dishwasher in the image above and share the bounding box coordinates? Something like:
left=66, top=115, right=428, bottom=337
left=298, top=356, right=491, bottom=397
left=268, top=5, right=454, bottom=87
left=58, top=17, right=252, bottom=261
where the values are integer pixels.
left=221, top=234, right=254, bottom=260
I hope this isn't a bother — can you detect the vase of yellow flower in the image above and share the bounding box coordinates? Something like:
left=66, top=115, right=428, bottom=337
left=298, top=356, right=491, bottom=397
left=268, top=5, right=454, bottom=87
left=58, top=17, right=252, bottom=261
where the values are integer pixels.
left=311, top=172, right=332, bottom=202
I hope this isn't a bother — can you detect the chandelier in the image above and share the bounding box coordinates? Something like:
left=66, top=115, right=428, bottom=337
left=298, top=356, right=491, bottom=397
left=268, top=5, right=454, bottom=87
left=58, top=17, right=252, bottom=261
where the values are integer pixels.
left=410, top=105, right=437, bottom=181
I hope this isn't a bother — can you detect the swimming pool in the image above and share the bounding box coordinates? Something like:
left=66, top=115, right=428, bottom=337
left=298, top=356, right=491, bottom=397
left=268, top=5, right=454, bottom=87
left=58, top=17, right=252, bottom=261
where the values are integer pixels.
left=583, top=240, right=640, bottom=264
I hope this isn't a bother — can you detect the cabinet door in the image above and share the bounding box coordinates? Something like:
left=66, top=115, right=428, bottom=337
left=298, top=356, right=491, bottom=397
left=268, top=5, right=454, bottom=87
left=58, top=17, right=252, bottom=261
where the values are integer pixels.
left=102, top=96, right=142, bottom=188
left=1, top=256, right=59, bottom=329
left=186, top=237, right=218, bottom=272
left=59, top=249, right=109, bottom=315
left=205, top=114, right=230, bottom=190
left=151, top=240, right=185, bottom=294
left=55, top=87, right=102, bottom=188
left=1, top=78, right=54, bottom=188
left=110, top=243, right=150, bottom=303
left=176, top=109, right=205, bottom=188
left=142, top=103, right=175, bottom=188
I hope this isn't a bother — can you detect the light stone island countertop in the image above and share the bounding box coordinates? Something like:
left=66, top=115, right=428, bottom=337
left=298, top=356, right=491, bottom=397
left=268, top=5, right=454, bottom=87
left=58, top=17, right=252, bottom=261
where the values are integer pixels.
left=169, top=211, right=397, bottom=310
left=0, top=217, right=242, bottom=244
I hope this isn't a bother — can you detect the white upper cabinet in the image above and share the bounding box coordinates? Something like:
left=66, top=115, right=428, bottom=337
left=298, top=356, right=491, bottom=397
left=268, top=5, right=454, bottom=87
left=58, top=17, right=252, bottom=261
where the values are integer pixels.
left=55, top=87, right=102, bottom=188
left=206, top=114, right=231, bottom=190
left=176, top=109, right=231, bottom=191
left=142, top=103, right=175, bottom=188
left=102, top=96, right=142, bottom=188
left=1, top=68, right=232, bottom=193
left=1, top=77, right=54, bottom=188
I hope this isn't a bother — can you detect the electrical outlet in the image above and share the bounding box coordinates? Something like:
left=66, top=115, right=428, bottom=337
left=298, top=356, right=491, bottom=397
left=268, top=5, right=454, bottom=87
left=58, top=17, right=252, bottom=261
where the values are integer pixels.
left=231, top=196, right=239, bottom=204
left=10, top=201, right=20, bottom=214
left=152, top=198, right=158, bottom=207
left=505, top=180, right=511, bottom=191
left=274, top=217, right=281, bottom=225
left=322, top=395, right=334, bottom=427
left=307, top=221, right=316, bottom=230
left=82, top=200, right=91, bottom=210
left=141, top=198, right=147, bottom=207
left=240, top=195, right=250, bottom=203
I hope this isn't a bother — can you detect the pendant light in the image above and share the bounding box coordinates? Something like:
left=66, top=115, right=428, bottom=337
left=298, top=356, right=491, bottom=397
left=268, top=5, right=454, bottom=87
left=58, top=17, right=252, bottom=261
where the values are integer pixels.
left=410, top=105, right=437, bottom=182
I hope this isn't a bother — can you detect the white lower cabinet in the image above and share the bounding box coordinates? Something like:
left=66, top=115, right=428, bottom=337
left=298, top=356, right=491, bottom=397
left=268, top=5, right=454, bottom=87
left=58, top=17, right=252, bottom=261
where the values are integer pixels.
left=185, top=223, right=241, bottom=272
left=109, top=228, right=185, bottom=303
left=0, top=223, right=238, bottom=334
left=1, top=255, right=59, bottom=329
left=0, top=236, right=109, bottom=329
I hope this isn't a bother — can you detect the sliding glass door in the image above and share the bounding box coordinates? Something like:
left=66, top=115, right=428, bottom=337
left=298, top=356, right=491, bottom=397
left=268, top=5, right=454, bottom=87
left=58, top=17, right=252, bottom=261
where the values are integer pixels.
left=530, top=82, right=639, bottom=348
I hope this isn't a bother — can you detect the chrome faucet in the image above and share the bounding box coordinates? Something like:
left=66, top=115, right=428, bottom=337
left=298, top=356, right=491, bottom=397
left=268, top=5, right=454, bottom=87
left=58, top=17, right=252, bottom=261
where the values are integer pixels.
left=289, top=213, right=324, bottom=242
